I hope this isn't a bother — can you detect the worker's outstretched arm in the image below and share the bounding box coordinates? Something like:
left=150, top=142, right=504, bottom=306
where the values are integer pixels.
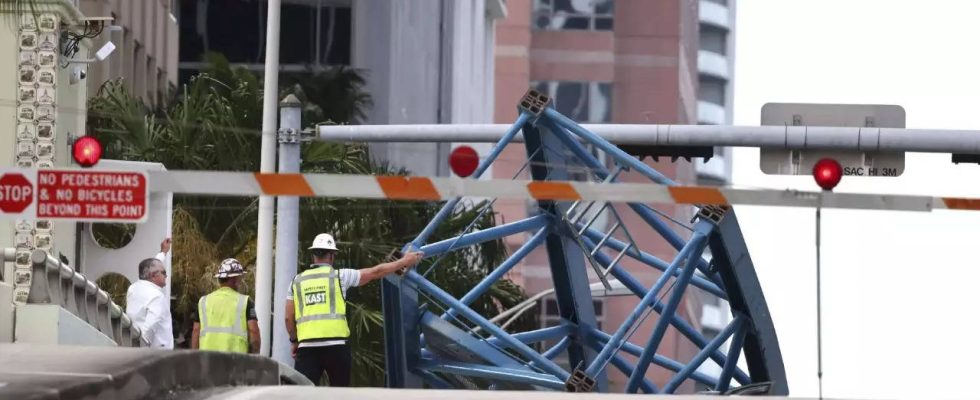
left=358, top=251, right=424, bottom=286
left=285, top=299, right=298, bottom=357
left=247, top=320, right=260, bottom=354
left=190, top=322, right=200, bottom=349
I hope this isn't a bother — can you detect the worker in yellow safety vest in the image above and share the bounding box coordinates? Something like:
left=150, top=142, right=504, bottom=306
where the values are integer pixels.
left=191, top=258, right=260, bottom=353
left=285, top=233, right=423, bottom=386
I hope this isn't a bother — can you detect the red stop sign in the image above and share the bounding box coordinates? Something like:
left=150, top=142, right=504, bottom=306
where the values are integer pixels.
left=0, top=173, right=33, bottom=213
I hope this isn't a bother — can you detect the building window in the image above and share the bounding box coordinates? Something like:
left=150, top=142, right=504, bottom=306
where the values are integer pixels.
left=178, top=0, right=351, bottom=81
left=534, top=0, right=614, bottom=31
left=698, top=76, right=726, bottom=106
left=532, top=80, right=611, bottom=178
left=539, top=297, right=605, bottom=369
left=699, top=26, right=727, bottom=56
left=533, top=81, right=611, bottom=124
left=281, top=2, right=351, bottom=65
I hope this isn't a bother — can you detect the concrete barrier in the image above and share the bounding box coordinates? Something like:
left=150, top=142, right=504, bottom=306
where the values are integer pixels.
left=17, top=249, right=143, bottom=347
left=14, top=304, right=116, bottom=346
left=0, top=344, right=310, bottom=399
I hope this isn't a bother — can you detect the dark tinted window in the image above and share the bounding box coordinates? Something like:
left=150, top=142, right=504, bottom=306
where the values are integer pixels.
left=534, top=0, right=614, bottom=31
left=178, top=0, right=352, bottom=82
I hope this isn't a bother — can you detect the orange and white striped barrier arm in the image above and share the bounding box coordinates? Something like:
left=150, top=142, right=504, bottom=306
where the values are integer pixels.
left=148, top=170, right=980, bottom=212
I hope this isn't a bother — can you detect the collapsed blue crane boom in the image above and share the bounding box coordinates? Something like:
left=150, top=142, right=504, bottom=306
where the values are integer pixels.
left=380, top=89, right=787, bottom=395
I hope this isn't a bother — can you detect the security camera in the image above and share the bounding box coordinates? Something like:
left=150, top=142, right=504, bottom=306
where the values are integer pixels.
left=69, top=66, right=87, bottom=85
left=65, top=40, right=118, bottom=65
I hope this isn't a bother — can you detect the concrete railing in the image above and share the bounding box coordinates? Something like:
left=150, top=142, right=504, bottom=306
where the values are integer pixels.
left=5, top=249, right=144, bottom=347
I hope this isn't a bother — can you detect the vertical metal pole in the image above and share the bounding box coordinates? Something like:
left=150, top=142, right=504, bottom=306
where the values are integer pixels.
left=272, top=95, right=302, bottom=365
left=315, top=0, right=323, bottom=68
left=816, top=204, right=824, bottom=400
left=256, top=0, right=282, bottom=356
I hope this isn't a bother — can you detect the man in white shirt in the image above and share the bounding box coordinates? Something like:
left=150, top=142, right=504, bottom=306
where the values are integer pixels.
left=126, top=238, right=174, bottom=349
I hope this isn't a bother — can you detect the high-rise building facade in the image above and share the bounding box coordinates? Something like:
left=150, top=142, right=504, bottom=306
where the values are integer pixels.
left=493, top=0, right=722, bottom=392
left=79, top=0, right=180, bottom=103
left=692, top=0, right=737, bottom=387
left=694, top=0, right=735, bottom=186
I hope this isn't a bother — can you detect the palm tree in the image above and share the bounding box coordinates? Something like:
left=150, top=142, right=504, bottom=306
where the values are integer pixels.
left=86, top=54, right=535, bottom=386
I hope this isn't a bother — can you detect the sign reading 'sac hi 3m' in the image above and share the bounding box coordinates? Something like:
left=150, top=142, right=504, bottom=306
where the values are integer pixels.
left=0, top=168, right=148, bottom=223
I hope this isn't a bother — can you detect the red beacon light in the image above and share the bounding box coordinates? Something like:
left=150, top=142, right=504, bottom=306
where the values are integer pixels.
left=812, top=158, right=843, bottom=191
left=72, top=136, right=103, bottom=168
left=449, top=145, right=479, bottom=178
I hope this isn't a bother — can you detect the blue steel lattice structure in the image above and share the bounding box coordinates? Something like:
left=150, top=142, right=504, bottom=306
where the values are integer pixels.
left=380, top=89, right=787, bottom=394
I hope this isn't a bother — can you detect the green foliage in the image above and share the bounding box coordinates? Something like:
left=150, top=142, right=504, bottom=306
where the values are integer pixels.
left=281, top=67, right=373, bottom=126
left=94, top=273, right=130, bottom=308
left=86, top=53, right=534, bottom=386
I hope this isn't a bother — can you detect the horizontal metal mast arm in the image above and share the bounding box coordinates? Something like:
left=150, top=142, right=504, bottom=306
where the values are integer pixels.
left=317, top=123, right=980, bottom=154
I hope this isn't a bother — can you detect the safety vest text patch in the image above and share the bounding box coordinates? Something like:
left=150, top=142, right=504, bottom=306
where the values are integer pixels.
left=304, top=291, right=327, bottom=306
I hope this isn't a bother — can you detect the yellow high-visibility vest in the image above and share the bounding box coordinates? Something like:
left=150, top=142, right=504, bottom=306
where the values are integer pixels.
left=292, top=265, right=350, bottom=341
left=198, top=287, right=249, bottom=353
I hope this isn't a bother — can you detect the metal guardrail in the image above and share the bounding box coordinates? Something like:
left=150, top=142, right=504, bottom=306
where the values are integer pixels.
left=3, top=248, right=145, bottom=347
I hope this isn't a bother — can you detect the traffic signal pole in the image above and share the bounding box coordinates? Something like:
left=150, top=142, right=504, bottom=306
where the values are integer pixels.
left=272, top=95, right=302, bottom=365
left=316, top=123, right=980, bottom=154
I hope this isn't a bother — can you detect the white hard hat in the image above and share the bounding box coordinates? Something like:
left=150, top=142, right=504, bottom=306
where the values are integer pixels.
left=309, top=233, right=339, bottom=251
left=215, top=258, right=246, bottom=278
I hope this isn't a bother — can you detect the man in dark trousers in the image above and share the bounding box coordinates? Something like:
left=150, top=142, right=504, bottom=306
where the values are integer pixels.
left=285, top=233, right=422, bottom=386
left=191, top=258, right=260, bottom=354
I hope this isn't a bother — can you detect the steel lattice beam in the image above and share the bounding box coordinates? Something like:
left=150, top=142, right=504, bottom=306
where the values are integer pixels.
left=379, top=90, right=787, bottom=395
